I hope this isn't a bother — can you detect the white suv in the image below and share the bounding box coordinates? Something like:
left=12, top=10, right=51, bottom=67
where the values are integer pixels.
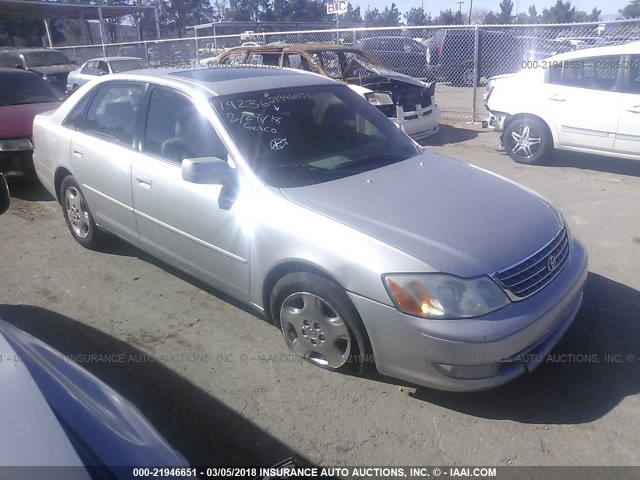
left=485, top=41, right=640, bottom=164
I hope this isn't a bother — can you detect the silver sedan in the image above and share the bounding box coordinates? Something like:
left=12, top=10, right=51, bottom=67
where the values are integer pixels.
left=65, top=56, right=141, bottom=93
left=33, top=67, right=588, bottom=391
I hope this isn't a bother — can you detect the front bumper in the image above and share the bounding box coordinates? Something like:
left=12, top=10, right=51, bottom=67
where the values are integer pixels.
left=348, top=239, right=588, bottom=392
left=394, top=104, right=441, bottom=140
left=0, top=149, right=36, bottom=177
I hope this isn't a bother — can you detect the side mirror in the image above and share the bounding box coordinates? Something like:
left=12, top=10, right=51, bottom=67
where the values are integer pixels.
left=182, top=157, right=237, bottom=185
left=0, top=173, right=10, bottom=215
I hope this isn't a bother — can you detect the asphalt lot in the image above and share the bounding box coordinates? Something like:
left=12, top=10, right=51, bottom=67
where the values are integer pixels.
left=1, top=124, right=640, bottom=467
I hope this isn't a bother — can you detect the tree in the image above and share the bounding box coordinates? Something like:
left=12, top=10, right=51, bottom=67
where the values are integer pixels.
left=404, top=7, right=433, bottom=26
left=436, top=9, right=456, bottom=25
left=574, top=7, right=601, bottom=21
left=342, top=5, right=363, bottom=24
left=496, top=0, right=514, bottom=23
left=619, top=0, right=640, bottom=18
left=484, top=11, right=499, bottom=24
left=541, top=0, right=576, bottom=23
left=379, top=3, right=401, bottom=26
left=364, top=7, right=382, bottom=25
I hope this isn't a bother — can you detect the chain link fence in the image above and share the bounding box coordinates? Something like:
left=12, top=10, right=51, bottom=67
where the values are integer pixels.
left=53, top=20, right=640, bottom=121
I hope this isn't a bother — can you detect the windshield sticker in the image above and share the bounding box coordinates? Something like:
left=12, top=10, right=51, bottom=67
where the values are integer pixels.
left=225, top=112, right=279, bottom=134
left=219, top=93, right=309, bottom=112
left=270, top=138, right=288, bottom=151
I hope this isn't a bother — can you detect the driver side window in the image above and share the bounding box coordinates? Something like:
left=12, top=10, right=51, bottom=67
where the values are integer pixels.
left=142, top=87, right=227, bottom=164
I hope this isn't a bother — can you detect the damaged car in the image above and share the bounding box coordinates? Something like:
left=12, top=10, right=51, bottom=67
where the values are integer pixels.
left=206, top=44, right=440, bottom=140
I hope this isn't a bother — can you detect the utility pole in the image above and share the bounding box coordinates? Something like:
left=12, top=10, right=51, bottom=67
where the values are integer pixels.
left=468, top=0, right=473, bottom=24
left=457, top=1, right=464, bottom=14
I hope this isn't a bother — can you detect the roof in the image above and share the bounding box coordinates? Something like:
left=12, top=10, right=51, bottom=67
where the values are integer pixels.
left=234, top=43, right=368, bottom=53
left=115, top=66, right=336, bottom=96
left=0, top=67, right=37, bottom=75
left=549, top=39, right=640, bottom=61
left=0, top=0, right=154, bottom=20
left=0, top=48, right=69, bottom=54
left=84, top=57, right=142, bottom=63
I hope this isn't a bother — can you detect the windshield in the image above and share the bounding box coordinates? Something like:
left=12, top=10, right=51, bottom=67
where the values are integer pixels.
left=23, top=50, right=72, bottom=67
left=109, top=59, right=140, bottom=73
left=211, top=85, right=420, bottom=188
left=0, top=73, right=63, bottom=106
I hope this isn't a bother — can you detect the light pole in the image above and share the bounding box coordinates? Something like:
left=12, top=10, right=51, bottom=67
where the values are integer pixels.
left=468, top=0, right=473, bottom=24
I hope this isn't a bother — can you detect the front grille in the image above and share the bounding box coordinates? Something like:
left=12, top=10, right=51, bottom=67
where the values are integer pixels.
left=492, top=227, right=569, bottom=299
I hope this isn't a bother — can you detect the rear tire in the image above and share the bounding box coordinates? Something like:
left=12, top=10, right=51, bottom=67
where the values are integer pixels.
left=60, top=176, right=103, bottom=249
left=270, top=272, right=373, bottom=376
left=504, top=115, right=552, bottom=165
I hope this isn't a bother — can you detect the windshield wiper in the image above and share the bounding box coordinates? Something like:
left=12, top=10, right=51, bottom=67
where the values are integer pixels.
left=268, top=164, right=335, bottom=173
left=334, top=152, right=406, bottom=170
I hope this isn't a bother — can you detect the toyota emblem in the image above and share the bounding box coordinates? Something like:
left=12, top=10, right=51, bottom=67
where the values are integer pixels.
left=547, top=255, right=557, bottom=272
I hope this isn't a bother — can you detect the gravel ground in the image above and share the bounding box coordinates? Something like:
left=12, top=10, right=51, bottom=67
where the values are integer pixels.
left=1, top=123, right=639, bottom=468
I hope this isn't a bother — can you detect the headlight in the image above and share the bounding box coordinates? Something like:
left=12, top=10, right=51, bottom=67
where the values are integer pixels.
left=0, top=138, right=33, bottom=152
left=382, top=273, right=510, bottom=319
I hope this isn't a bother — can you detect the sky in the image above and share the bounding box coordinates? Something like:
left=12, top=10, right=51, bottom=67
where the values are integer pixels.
left=349, top=0, right=622, bottom=17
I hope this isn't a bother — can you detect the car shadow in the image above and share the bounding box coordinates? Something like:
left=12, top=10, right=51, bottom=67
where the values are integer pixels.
left=404, top=272, right=640, bottom=424
left=0, top=304, right=300, bottom=466
left=7, top=179, right=55, bottom=202
left=542, top=150, right=640, bottom=178
left=421, top=124, right=478, bottom=147
left=97, top=234, right=272, bottom=325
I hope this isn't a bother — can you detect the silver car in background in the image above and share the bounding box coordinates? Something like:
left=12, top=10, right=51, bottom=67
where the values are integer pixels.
left=32, top=67, right=588, bottom=391
left=65, top=56, right=141, bottom=93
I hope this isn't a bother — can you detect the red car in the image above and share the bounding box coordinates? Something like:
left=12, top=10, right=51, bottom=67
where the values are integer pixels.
left=0, top=68, right=64, bottom=178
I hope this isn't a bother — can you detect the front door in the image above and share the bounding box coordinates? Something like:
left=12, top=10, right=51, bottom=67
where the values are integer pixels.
left=130, top=85, right=250, bottom=300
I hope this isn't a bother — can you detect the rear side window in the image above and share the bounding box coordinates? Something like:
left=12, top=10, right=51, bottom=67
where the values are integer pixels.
left=80, top=62, right=96, bottom=75
left=283, top=54, right=311, bottom=71
left=220, top=53, right=245, bottom=66
left=548, top=56, right=622, bottom=92
left=248, top=53, right=280, bottom=66
left=84, top=83, right=144, bottom=147
left=63, top=92, right=95, bottom=130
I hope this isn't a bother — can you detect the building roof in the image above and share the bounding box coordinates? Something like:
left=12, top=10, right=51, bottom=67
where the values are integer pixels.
left=0, top=0, right=154, bottom=20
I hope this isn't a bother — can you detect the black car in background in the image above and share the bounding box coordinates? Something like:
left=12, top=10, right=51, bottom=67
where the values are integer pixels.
left=356, top=36, right=429, bottom=78
left=0, top=48, right=76, bottom=91
left=424, top=29, right=522, bottom=86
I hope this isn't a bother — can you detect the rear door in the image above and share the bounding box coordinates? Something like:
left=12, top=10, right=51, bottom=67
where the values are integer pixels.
left=544, top=55, right=624, bottom=152
left=68, top=81, right=145, bottom=243
left=613, top=55, right=640, bottom=156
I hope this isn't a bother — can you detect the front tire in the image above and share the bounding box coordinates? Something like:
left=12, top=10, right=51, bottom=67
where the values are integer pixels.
left=270, top=272, right=373, bottom=376
left=504, top=115, right=552, bottom=165
left=60, top=176, right=103, bottom=249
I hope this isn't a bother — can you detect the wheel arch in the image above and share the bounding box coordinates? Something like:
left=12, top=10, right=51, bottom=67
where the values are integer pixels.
left=261, top=259, right=346, bottom=322
left=54, top=167, right=73, bottom=204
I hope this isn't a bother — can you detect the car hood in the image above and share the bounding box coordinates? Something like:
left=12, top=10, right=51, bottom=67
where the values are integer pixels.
left=0, top=319, right=187, bottom=471
left=280, top=152, right=561, bottom=277
left=28, top=65, right=76, bottom=75
left=352, top=58, right=427, bottom=88
left=0, top=102, right=62, bottom=139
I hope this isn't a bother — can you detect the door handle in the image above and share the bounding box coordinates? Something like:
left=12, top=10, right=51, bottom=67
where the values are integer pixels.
left=548, top=94, right=566, bottom=102
left=135, top=174, right=152, bottom=188
left=626, top=105, right=640, bottom=114
left=72, top=146, right=83, bottom=157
